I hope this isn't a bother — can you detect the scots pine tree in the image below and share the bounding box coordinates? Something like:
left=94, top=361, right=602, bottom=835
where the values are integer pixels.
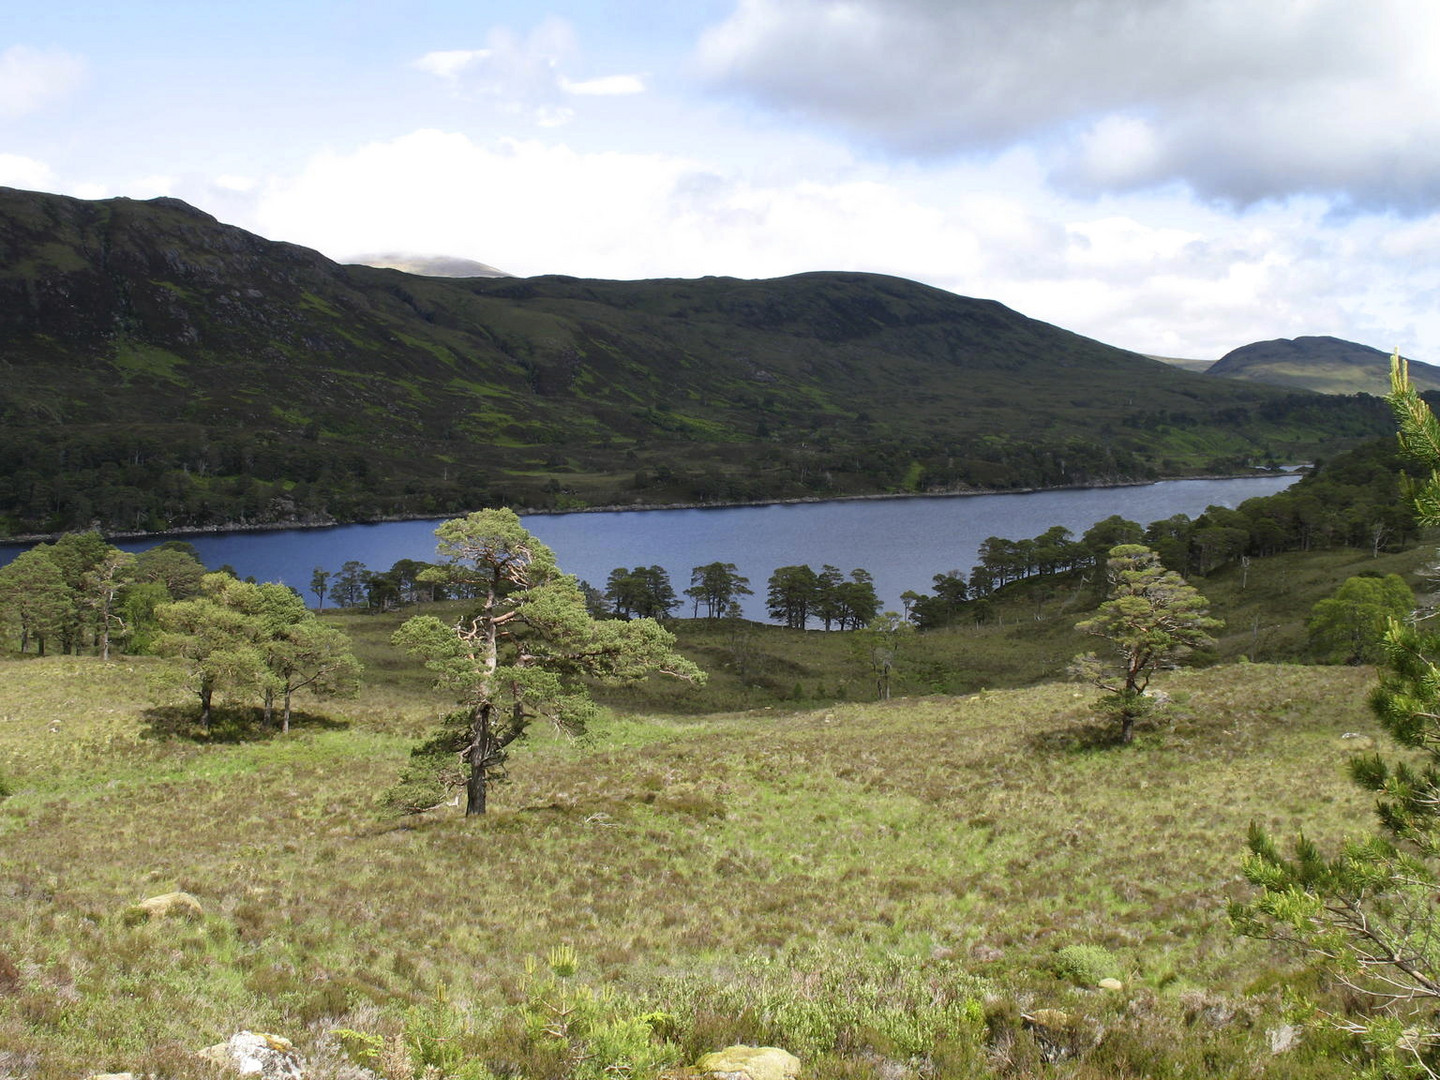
left=1235, top=352, right=1440, bottom=1066
left=1071, top=543, right=1221, bottom=743
left=387, top=509, right=704, bottom=816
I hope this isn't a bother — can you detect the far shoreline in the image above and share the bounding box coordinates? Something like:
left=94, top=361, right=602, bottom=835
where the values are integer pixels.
left=0, top=468, right=1305, bottom=548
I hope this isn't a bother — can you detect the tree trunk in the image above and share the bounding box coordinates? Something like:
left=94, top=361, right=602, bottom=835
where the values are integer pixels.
left=199, top=682, right=213, bottom=727
left=282, top=690, right=293, bottom=735
left=465, top=748, right=488, bottom=816
left=465, top=704, right=492, bottom=816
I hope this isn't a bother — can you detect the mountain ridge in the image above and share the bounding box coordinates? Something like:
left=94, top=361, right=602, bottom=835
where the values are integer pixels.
left=0, top=186, right=1394, bottom=537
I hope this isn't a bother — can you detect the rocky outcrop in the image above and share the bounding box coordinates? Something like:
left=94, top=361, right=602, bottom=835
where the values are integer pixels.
left=197, top=1031, right=304, bottom=1078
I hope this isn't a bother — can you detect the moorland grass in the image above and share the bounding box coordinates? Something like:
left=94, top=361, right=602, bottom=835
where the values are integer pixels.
left=0, top=644, right=1397, bottom=1078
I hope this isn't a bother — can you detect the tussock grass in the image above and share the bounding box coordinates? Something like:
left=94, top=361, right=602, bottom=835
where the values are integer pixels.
left=0, top=646, right=1387, bottom=1077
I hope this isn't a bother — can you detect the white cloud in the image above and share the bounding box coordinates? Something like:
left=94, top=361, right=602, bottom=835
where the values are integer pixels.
left=236, top=125, right=1440, bottom=364
left=255, top=130, right=692, bottom=277
left=411, top=19, right=644, bottom=125
left=413, top=49, right=490, bottom=81
left=213, top=174, right=257, bottom=193
left=0, top=45, right=85, bottom=118
left=0, top=153, right=54, bottom=189
left=698, top=0, right=1440, bottom=211
left=561, top=74, right=645, bottom=97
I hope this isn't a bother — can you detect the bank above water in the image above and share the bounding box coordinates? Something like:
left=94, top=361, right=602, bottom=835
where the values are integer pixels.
left=2, top=474, right=1300, bottom=620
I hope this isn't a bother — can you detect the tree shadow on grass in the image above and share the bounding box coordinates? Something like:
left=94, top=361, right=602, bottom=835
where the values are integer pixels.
left=1026, top=720, right=1131, bottom=754
left=140, top=705, right=350, bottom=744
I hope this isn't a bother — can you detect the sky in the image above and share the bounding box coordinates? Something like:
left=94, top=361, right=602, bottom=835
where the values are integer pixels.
left=3, top=0, right=1439, bottom=361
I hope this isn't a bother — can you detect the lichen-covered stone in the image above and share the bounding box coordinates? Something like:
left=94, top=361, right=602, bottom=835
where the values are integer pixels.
left=197, top=1030, right=303, bottom=1078
left=694, top=1045, right=801, bottom=1080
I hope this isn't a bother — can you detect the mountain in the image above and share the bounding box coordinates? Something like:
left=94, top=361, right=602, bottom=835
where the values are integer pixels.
left=0, top=187, right=1393, bottom=538
left=1147, top=354, right=1214, bottom=373
left=1206, top=335, right=1440, bottom=395
left=347, top=252, right=511, bottom=278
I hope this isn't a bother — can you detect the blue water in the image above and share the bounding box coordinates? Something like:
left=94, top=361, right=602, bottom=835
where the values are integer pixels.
left=0, top=476, right=1299, bottom=619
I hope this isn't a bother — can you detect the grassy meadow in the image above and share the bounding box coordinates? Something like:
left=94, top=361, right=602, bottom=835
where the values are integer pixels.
left=0, top=542, right=1434, bottom=1078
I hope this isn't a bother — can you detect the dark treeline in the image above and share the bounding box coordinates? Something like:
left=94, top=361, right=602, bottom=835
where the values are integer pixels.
left=0, top=393, right=1401, bottom=538
left=312, top=555, right=880, bottom=632
left=906, top=438, right=1424, bottom=630
left=0, top=425, right=498, bottom=538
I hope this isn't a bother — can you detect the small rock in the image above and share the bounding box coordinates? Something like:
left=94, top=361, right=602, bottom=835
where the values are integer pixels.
left=1022, top=1009, right=1100, bottom=1063
left=198, top=1031, right=304, bottom=1079
left=1098, top=977, right=1124, bottom=991
left=695, top=1045, right=801, bottom=1080
left=126, top=891, right=204, bottom=924
left=1267, top=1023, right=1302, bottom=1054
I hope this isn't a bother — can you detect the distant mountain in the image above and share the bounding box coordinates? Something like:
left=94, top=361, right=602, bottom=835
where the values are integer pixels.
left=1147, top=354, right=1214, bottom=374
left=0, top=187, right=1393, bottom=537
left=347, top=252, right=511, bottom=278
left=1206, top=335, right=1440, bottom=395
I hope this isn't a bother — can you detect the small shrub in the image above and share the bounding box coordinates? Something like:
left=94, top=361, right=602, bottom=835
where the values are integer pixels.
left=0, top=948, right=21, bottom=995
left=1052, top=943, right=1122, bottom=986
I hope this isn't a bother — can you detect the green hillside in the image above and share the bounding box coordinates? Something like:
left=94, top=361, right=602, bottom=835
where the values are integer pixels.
left=1206, top=335, right=1440, bottom=395
left=0, top=187, right=1394, bottom=537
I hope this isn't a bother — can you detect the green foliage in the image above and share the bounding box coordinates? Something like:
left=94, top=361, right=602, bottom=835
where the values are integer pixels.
left=1051, top=944, right=1123, bottom=986
left=1390, top=349, right=1440, bottom=528
left=151, top=573, right=274, bottom=724
left=604, top=565, right=679, bottom=620
left=0, top=546, right=70, bottom=655
left=379, top=709, right=470, bottom=814
left=764, top=564, right=877, bottom=631
left=1234, top=354, right=1440, bottom=1072
left=1073, top=544, right=1221, bottom=742
left=387, top=509, right=704, bottom=815
left=151, top=572, right=360, bottom=727
left=684, top=561, right=753, bottom=619
left=1307, top=574, right=1413, bottom=664
left=852, top=611, right=914, bottom=700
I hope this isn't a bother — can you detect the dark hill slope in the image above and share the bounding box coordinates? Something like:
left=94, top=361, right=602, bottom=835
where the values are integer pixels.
left=1207, top=335, right=1440, bottom=395
left=0, top=187, right=1391, bottom=537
